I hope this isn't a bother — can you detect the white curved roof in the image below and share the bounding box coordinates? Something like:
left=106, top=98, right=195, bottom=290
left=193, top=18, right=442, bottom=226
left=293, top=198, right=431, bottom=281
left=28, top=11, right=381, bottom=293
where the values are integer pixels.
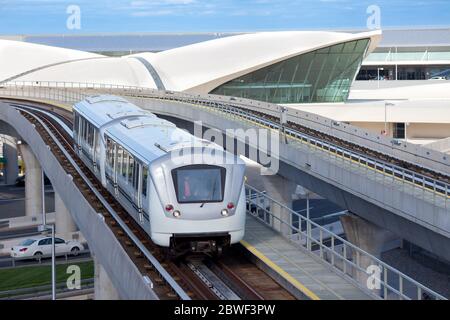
left=0, top=39, right=102, bottom=81
left=140, top=30, right=381, bottom=93
left=1, top=30, right=381, bottom=92
left=15, top=56, right=156, bottom=88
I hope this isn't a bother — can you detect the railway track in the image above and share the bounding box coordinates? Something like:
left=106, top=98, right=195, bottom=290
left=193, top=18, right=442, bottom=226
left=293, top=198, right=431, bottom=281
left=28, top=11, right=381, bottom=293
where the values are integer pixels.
left=11, top=101, right=297, bottom=301
left=153, top=94, right=450, bottom=187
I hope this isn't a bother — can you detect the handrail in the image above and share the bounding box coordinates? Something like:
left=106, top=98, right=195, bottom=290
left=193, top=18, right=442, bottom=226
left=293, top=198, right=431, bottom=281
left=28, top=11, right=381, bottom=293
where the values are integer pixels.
left=245, top=184, right=447, bottom=300
left=0, top=81, right=448, bottom=201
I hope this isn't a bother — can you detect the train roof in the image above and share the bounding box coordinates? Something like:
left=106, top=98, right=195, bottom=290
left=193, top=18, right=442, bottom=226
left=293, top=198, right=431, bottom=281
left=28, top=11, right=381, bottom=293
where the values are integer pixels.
left=74, top=95, right=223, bottom=164
left=73, top=95, right=154, bottom=128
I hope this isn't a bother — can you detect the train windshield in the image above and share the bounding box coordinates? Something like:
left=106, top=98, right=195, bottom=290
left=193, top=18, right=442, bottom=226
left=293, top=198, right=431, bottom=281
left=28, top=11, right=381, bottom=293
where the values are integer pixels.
left=173, top=166, right=225, bottom=203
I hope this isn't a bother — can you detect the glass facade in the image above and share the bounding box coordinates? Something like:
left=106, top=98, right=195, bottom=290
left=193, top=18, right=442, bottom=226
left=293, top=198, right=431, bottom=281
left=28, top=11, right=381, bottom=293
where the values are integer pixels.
left=210, top=39, right=370, bottom=103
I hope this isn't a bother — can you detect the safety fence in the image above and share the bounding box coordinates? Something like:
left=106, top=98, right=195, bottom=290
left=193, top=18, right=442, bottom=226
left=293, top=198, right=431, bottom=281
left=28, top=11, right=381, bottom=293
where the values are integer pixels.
left=245, top=184, right=447, bottom=300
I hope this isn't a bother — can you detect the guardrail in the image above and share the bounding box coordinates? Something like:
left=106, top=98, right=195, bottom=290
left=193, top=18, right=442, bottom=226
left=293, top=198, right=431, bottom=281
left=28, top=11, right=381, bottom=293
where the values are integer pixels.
left=9, top=249, right=91, bottom=267
left=1, top=81, right=448, bottom=205
left=245, top=184, right=447, bottom=300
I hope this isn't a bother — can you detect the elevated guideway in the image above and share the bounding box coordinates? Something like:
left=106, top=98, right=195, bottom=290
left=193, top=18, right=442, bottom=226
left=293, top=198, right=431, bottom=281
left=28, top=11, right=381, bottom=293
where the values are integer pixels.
left=0, top=82, right=448, bottom=300
left=1, top=83, right=449, bottom=263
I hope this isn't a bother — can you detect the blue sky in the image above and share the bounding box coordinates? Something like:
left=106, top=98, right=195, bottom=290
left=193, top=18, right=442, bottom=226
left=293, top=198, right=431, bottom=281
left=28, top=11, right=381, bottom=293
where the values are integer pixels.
left=0, top=0, right=449, bottom=34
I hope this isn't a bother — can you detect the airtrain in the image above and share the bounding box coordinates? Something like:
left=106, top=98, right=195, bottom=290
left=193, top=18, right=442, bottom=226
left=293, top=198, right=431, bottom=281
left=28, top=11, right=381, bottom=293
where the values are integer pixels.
left=73, top=95, right=246, bottom=255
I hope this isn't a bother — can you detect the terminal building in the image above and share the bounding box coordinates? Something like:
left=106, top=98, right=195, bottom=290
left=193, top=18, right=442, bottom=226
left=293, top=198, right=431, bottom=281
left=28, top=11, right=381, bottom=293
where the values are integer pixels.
left=1, top=28, right=449, bottom=147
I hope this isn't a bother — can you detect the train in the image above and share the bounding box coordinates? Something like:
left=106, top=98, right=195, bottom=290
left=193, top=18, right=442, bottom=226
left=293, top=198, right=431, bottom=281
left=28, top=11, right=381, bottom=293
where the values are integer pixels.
left=72, top=95, right=246, bottom=255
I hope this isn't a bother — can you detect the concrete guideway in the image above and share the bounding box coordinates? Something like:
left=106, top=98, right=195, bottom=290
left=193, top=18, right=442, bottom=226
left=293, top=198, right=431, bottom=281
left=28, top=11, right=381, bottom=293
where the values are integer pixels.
left=0, top=87, right=448, bottom=300
left=0, top=103, right=164, bottom=299
left=129, top=96, right=450, bottom=262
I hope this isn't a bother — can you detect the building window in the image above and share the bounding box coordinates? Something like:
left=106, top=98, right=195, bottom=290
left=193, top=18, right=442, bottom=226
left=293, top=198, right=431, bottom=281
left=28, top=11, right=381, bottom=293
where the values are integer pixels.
left=393, top=123, right=405, bottom=139
left=210, top=38, right=370, bottom=104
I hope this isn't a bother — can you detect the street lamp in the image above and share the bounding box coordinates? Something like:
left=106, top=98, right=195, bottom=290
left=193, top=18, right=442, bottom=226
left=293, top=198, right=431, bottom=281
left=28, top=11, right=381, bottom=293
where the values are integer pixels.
left=38, top=224, right=56, bottom=300
left=39, top=170, right=55, bottom=300
left=377, top=67, right=384, bottom=88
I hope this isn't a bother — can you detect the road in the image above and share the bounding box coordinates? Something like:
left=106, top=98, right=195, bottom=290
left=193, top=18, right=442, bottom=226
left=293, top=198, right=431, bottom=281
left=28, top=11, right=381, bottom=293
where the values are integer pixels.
left=0, top=184, right=54, bottom=219
left=0, top=226, right=40, bottom=240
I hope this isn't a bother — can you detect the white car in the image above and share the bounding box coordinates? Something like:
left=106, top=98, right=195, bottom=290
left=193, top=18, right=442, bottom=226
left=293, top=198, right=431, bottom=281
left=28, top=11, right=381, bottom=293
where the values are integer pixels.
left=10, top=237, right=84, bottom=260
left=429, top=76, right=448, bottom=80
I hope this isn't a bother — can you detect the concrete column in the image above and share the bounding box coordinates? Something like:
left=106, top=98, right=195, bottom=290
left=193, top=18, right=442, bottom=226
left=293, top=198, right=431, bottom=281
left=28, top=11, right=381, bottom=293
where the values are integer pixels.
left=55, top=192, right=77, bottom=239
left=340, top=213, right=398, bottom=296
left=94, top=255, right=120, bottom=300
left=18, top=144, right=43, bottom=217
left=3, top=141, right=18, bottom=185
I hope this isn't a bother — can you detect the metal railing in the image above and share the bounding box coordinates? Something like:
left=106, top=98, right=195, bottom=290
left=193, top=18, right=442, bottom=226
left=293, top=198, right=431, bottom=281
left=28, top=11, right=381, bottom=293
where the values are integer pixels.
left=245, top=184, right=447, bottom=300
left=0, top=278, right=94, bottom=299
left=9, top=249, right=91, bottom=267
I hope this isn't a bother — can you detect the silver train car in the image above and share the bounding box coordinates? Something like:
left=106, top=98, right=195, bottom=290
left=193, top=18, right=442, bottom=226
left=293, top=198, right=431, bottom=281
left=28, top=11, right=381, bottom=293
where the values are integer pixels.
left=73, top=95, right=246, bottom=254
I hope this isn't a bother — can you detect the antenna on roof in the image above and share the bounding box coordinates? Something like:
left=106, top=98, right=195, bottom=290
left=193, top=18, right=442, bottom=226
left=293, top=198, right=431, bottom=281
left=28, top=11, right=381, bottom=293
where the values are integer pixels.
left=154, top=143, right=168, bottom=153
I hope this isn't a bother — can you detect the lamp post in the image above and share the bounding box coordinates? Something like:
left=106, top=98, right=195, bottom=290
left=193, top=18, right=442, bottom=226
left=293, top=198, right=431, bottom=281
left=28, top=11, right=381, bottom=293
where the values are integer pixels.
left=41, top=171, right=46, bottom=226
left=377, top=67, right=384, bottom=88
left=38, top=224, right=56, bottom=300
left=38, top=170, right=55, bottom=300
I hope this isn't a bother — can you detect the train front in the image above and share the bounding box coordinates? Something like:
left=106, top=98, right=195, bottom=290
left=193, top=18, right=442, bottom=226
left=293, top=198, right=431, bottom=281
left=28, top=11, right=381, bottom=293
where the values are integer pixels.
left=148, top=144, right=247, bottom=255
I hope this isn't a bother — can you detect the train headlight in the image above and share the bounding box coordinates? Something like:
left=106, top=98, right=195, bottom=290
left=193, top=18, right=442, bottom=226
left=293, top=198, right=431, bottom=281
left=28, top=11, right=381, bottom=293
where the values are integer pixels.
left=173, top=210, right=181, bottom=218
left=221, top=209, right=229, bottom=217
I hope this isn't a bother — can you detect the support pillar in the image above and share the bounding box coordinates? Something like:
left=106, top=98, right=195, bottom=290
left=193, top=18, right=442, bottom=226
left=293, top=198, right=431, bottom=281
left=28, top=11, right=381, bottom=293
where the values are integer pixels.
left=94, top=255, right=120, bottom=300
left=3, top=140, right=18, bottom=185
left=340, top=213, right=398, bottom=296
left=18, top=143, right=43, bottom=217
left=244, top=158, right=296, bottom=237
left=55, top=192, right=77, bottom=239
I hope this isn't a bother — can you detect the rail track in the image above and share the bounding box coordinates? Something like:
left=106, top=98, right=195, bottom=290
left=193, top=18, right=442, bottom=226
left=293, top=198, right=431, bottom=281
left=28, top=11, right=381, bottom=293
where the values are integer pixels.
left=153, top=95, right=450, bottom=189
left=10, top=101, right=297, bottom=300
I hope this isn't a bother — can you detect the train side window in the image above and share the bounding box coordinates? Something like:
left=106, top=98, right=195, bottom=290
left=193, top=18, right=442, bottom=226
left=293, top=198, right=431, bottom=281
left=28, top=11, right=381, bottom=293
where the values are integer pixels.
left=111, top=142, right=116, bottom=169
left=105, top=138, right=111, bottom=166
left=116, top=146, right=123, bottom=175
left=80, top=117, right=84, bottom=141
left=128, top=156, right=134, bottom=184
left=106, top=138, right=115, bottom=168
left=87, top=124, right=94, bottom=147
left=74, top=112, right=79, bottom=137
left=142, top=166, right=148, bottom=197
left=82, top=118, right=87, bottom=142
left=122, top=151, right=128, bottom=178
left=133, top=164, right=139, bottom=190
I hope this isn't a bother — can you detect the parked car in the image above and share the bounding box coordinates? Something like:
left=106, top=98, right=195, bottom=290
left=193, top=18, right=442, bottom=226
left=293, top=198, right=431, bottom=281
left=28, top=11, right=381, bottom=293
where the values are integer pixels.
left=429, top=76, right=448, bottom=80
left=15, top=174, right=51, bottom=187
left=10, top=237, right=83, bottom=260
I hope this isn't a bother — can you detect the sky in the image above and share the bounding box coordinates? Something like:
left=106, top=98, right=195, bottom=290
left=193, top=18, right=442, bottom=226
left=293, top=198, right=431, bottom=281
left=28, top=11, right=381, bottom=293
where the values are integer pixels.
left=0, top=0, right=449, bottom=35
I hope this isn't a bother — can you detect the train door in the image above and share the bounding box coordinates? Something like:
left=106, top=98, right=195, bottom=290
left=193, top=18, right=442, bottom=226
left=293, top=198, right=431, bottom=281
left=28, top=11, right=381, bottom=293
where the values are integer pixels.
left=133, top=161, right=143, bottom=222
